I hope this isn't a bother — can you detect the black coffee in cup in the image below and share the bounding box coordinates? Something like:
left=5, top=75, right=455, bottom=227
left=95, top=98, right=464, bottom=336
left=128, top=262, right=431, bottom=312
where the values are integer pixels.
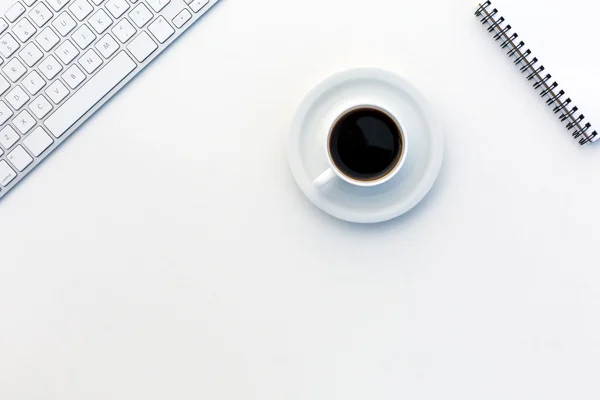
left=329, top=107, right=404, bottom=182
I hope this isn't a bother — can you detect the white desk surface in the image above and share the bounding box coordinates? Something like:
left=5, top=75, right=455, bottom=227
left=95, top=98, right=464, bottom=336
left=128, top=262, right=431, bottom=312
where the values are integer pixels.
left=1, top=0, right=600, bottom=398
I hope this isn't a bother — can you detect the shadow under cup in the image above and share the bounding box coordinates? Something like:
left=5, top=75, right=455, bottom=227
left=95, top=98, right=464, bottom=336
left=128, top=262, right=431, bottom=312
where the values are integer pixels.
left=328, top=106, right=405, bottom=184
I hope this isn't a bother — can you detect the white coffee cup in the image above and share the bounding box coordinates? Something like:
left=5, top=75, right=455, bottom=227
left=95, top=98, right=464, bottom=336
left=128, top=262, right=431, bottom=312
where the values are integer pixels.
left=313, top=104, right=408, bottom=189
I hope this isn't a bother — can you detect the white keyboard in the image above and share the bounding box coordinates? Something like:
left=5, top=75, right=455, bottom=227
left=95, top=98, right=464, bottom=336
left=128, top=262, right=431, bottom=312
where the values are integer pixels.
left=0, top=0, right=219, bottom=199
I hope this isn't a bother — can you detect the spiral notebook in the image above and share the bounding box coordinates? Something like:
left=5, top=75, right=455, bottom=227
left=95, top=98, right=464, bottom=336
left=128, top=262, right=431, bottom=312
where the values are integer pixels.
left=475, top=1, right=598, bottom=146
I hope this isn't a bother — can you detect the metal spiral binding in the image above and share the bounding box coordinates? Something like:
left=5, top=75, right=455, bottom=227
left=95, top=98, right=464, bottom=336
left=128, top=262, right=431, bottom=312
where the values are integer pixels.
left=475, top=1, right=598, bottom=145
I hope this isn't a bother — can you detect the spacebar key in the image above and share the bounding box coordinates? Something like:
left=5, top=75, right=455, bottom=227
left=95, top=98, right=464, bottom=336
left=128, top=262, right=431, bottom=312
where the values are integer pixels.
left=45, top=52, right=137, bottom=138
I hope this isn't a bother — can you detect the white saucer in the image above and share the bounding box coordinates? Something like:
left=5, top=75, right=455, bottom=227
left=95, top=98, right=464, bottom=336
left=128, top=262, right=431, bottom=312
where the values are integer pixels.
left=288, top=68, right=444, bottom=224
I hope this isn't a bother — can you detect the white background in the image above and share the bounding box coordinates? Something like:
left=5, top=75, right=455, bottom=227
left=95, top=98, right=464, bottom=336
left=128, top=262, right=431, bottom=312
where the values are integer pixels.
left=1, top=0, right=600, bottom=398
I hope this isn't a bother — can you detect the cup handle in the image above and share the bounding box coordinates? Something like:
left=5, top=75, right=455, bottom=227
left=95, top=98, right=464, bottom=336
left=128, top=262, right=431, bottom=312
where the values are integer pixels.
left=313, top=168, right=337, bottom=189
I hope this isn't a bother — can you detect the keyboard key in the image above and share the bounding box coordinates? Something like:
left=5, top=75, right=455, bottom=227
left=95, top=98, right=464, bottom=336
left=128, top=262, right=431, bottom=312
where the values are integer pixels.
left=0, top=101, right=13, bottom=124
left=13, top=109, right=36, bottom=134
left=91, top=0, right=105, bottom=5
left=0, top=76, right=8, bottom=95
left=189, top=0, right=208, bottom=13
left=19, top=42, right=43, bottom=66
left=24, top=126, right=53, bottom=156
left=112, top=18, right=135, bottom=43
left=47, top=0, right=68, bottom=12
left=8, top=145, right=33, bottom=171
left=146, top=0, right=169, bottom=12
left=69, top=0, right=93, bottom=21
left=0, top=18, right=8, bottom=34
left=78, top=48, right=102, bottom=73
left=62, top=65, right=86, bottom=88
left=0, top=160, right=17, bottom=186
left=29, top=94, right=53, bottom=118
left=29, top=3, right=53, bottom=27
left=172, top=9, right=191, bottom=28
left=0, top=125, right=20, bottom=149
left=127, top=31, right=156, bottom=62
left=0, top=33, right=20, bottom=57
left=105, top=0, right=129, bottom=18
left=55, top=39, right=79, bottom=63
left=22, top=70, right=46, bottom=95
left=72, top=24, right=96, bottom=49
left=45, top=51, right=136, bottom=138
left=89, top=9, right=112, bottom=34
left=35, top=26, right=60, bottom=51
left=45, top=80, right=69, bottom=103
left=5, top=2, right=26, bottom=23
left=3, top=58, right=26, bottom=82
left=12, top=18, right=37, bottom=42
left=6, top=86, right=29, bottom=109
left=52, top=12, right=76, bottom=36
left=148, top=16, right=174, bottom=43
left=95, top=33, right=119, bottom=58
left=39, top=54, right=62, bottom=79
left=24, top=0, right=39, bottom=7
left=129, top=3, right=152, bottom=28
